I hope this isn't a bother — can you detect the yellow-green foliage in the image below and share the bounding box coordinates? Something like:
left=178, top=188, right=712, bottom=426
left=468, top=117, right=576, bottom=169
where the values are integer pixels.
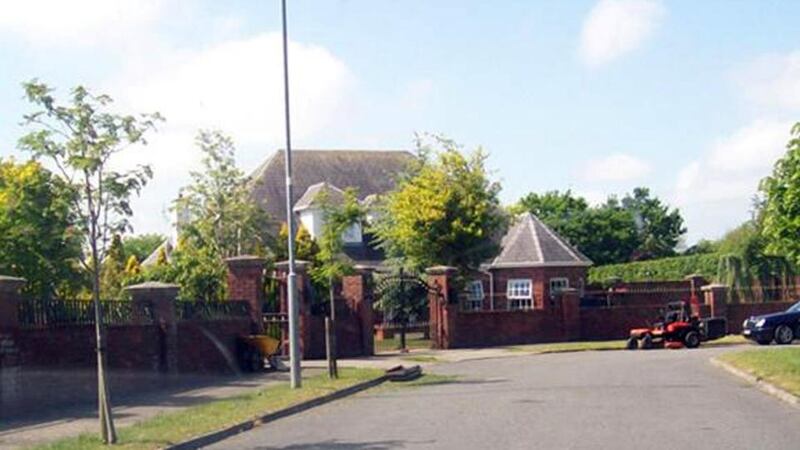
left=588, top=253, right=720, bottom=284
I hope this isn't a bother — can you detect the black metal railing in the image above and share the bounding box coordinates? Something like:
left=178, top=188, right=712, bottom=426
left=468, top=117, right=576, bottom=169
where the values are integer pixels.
left=177, top=300, right=251, bottom=321
left=18, top=298, right=152, bottom=328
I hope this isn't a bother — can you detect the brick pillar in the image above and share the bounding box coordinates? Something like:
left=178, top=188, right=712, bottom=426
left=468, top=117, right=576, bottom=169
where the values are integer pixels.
left=343, top=265, right=375, bottom=356
left=702, top=284, right=728, bottom=319
left=225, top=256, right=266, bottom=333
left=0, top=276, right=25, bottom=411
left=426, top=266, right=458, bottom=349
left=685, top=274, right=706, bottom=316
left=276, top=260, right=310, bottom=358
left=126, top=282, right=180, bottom=374
left=560, top=288, right=580, bottom=341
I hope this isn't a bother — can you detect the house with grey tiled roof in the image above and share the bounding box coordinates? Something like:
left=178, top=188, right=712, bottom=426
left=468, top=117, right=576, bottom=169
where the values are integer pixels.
left=464, top=213, right=593, bottom=311
left=250, top=149, right=415, bottom=267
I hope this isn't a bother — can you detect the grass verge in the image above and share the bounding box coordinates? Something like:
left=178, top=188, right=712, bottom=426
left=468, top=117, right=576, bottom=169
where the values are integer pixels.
left=718, top=347, right=800, bottom=397
left=400, top=355, right=440, bottom=363
left=506, top=340, right=625, bottom=354
left=31, top=368, right=384, bottom=450
left=705, top=334, right=748, bottom=347
left=374, top=332, right=431, bottom=354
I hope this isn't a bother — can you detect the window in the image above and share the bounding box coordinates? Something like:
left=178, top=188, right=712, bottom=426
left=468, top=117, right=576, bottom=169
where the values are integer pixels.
left=549, top=277, right=569, bottom=298
left=464, top=280, right=484, bottom=311
left=507, top=279, right=532, bottom=310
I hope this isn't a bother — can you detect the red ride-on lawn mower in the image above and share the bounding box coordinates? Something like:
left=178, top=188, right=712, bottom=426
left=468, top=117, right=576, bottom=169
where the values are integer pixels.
left=626, top=300, right=727, bottom=350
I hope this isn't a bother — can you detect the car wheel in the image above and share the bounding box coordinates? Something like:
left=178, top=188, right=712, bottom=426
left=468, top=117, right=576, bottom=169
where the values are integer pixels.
left=639, top=334, right=653, bottom=350
left=684, top=331, right=701, bottom=349
left=626, top=337, right=638, bottom=350
left=775, top=325, right=794, bottom=345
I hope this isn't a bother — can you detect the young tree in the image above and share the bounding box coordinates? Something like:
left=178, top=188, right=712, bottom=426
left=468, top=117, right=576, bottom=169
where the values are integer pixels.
left=175, top=130, right=270, bottom=258
left=0, top=158, right=84, bottom=299
left=373, top=134, right=506, bottom=273
left=310, top=188, right=364, bottom=378
left=18, top=80, right=161, bottom=443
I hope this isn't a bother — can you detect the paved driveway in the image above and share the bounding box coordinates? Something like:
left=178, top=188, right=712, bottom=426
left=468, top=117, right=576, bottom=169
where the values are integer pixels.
left=209, top=347, right=800, bottom=450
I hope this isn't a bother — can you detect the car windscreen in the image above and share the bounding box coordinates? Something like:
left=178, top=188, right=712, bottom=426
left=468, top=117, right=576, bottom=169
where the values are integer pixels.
left=787, top=301, right=800, bottom=313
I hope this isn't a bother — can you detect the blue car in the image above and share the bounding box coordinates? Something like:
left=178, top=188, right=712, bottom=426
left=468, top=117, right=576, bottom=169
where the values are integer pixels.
left=742, top=301, right=800, bottom=345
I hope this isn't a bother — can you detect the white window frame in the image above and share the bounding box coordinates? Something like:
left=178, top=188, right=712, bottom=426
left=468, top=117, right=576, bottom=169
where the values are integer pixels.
left=507, top=279, right=533, bottom=310
left=549, top=277, right=569, bottom=298
left=464, top=280, right=485, bottom=311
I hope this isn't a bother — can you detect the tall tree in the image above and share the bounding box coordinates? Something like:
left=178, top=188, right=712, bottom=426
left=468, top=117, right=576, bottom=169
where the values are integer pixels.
left=19, top=80, right=161, bottom=443
left=373, top=134, right=507, bottom=273
left=761, top=123, right=800, bottom=267
left=174, top=130, right=270, bottom=258
left=0, top=158, right=84, bottom=299
left=621, top=187, right=686, bottom=260
left=122, top=233, right=167, bottom=262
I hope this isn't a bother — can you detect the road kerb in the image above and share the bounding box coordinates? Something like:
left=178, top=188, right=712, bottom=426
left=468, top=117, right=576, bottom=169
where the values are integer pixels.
left=710, top=357, right=800, bottom=408
left=165, top=374, right=389, bottom=450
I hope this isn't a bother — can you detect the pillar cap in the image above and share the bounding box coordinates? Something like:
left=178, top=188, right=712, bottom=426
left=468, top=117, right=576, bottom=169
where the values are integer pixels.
left=225, top=255, right=266, bottom=268
left=125, top=281, right=180, bottom=294
left=426, top=266, right=458, bottom=275
left=275, top=260, right=310, bottom=272
left=701, top=283, right=728, bottom=291
left=353, top=264, right=377, bottom=273
left=684, top=273, right=705, bottom=280
left=0, top=275, right=26, bottom=293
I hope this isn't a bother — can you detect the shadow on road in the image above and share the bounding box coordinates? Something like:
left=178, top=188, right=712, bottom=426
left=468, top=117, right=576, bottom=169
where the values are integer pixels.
left=253, top=438, right=430, bottom=449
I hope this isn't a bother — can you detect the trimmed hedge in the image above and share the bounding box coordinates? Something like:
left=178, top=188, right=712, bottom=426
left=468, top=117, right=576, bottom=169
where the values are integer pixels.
left=588, top=253, right=720, bottom=284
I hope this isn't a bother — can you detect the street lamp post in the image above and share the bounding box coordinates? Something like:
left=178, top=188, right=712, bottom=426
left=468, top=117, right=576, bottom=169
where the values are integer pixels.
left=281, top=0, right=302, bottom=389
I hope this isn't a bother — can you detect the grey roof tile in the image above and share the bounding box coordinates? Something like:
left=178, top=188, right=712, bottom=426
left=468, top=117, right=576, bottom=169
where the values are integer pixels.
left=489, top=213, right=592, bottom=268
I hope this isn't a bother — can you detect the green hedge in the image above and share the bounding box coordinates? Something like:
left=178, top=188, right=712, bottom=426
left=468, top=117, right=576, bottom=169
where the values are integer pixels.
left=588, top=253, right=720, bottom=284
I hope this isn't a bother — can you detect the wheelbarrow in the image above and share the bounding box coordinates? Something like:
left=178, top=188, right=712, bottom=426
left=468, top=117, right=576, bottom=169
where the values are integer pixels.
left=237, top=335, right=286, bottom=372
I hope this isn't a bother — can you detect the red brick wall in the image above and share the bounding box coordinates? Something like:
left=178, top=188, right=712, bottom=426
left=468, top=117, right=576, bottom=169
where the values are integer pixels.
left=177, top=319, right=251, bottom=373
left=15, top=324, right=162, bottom=371
left=447, top=309, right=566, bottom=347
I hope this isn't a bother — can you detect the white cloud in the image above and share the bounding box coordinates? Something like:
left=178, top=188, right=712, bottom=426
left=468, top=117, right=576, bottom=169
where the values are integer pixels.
left=0, top=0, right=164, bottom=46
left=735, top=51, right=800, bottom=111
left=581, top=153, right=651, bottom=182
left=578, top=0, right=665, bottom=67
left=673, top=119, right=792, bottom=242
left=108, top=33, right=355, bottom=234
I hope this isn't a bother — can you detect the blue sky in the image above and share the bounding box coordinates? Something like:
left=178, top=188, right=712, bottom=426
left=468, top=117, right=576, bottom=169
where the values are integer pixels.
left=2, top=0, right=800, bottom=245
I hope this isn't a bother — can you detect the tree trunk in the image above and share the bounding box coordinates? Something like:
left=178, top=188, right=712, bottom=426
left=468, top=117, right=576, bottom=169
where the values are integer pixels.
left=326, top=277, right=338, bottom=378
left=91, top=235, right=116, bottom=444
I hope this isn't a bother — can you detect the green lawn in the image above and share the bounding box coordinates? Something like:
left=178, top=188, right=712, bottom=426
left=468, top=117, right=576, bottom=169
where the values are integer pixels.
left=375, top=332, right=431, bottom=353
left=506, top=340, right=626, bottom=354
left=718, top=347, right=800, bottom=396
left=705, top=334, right=748, bottom=347
left=32, top=368, right=384, bottom=450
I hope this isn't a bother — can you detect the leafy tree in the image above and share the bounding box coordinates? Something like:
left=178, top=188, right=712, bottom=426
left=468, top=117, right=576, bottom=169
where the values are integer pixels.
left=18, top=80, right=161, bottom=443
left=513, top=188, right=685, bottom=265
left=168, top=240, right=227, bottom=302
left=374, top=270, right=430, bottom=350
left=276, top=222, right=319, bottom=263
left=156, top=246, right=168, bottom=266
left=0, top=158, right=84, bottom=299
left=761, top=123, right=800, bottom=267
left=373, top=135, right=506, bottom=273
left=124, top=255, right=141, bottom=276
left=100, top=234, right=126, bottom=299
left=621, top=187, right=686, bottom=260
left=122, top=233, right=166, bottom=262
left=309, top=188, right=364, bottom=378
left=175, top=130, right=270, bottom=258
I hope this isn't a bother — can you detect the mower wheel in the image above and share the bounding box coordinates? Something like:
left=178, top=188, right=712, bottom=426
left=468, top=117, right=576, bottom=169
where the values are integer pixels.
left=684, top=331, right=701, bottom=349
left=626, top=337, right=638, bottom=350
left=775, top=325, right=794, bottom=345
left=639, top=334, right=653, bottom=350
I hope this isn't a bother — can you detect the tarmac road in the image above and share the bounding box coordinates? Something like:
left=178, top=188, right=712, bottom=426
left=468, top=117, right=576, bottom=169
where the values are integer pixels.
left=208, top=346, right=800, bottom=450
